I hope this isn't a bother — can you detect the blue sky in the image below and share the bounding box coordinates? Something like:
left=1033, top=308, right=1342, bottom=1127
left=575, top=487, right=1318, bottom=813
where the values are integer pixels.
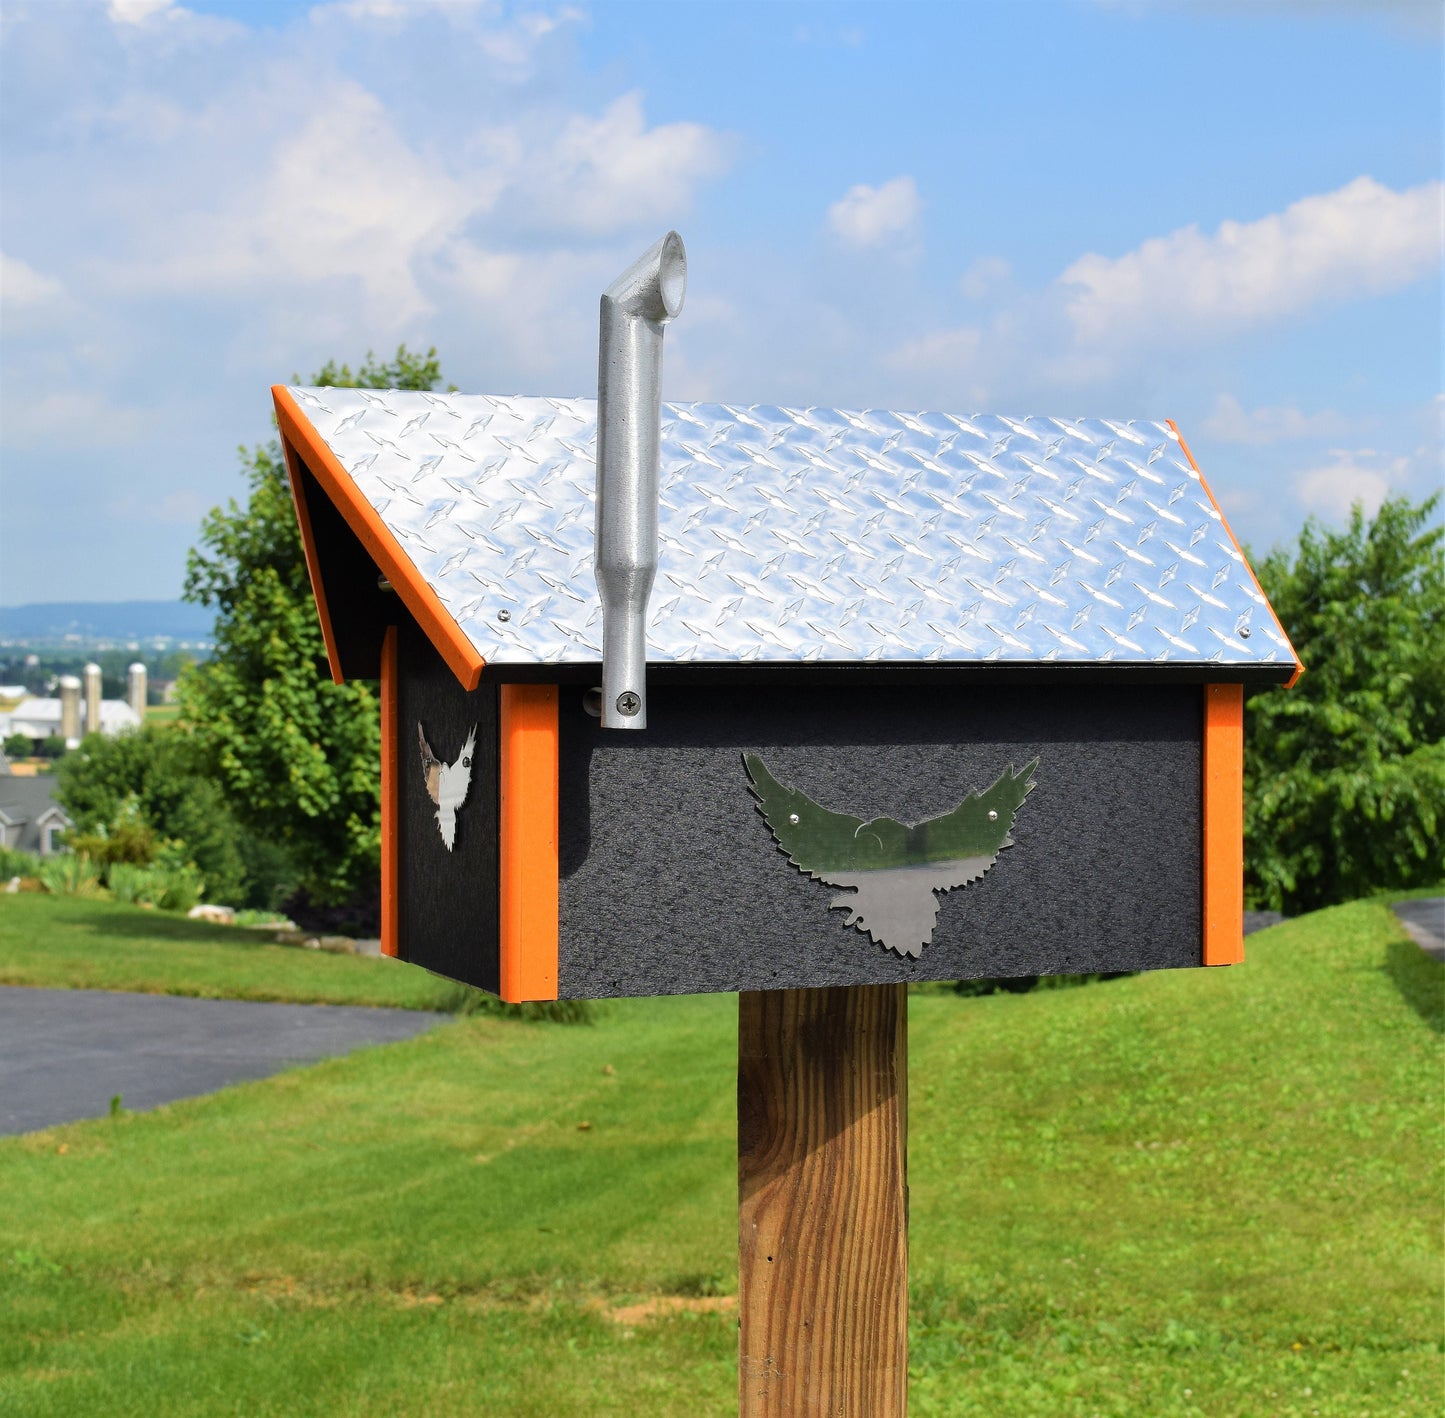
left=1, top=0, right=1439, bottom=602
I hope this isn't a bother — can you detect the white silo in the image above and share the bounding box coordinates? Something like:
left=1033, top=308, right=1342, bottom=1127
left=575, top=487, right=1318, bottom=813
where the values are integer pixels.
left=83, top=662, right=102, bottom=735
left=58, top=675, right=82, bottom=747
left=127, top=663, right=148, bottom=721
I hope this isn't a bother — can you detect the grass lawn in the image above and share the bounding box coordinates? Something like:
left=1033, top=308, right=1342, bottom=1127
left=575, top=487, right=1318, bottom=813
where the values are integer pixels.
left=0, top=894, right=459, bottom=1011
left=0, top=897, right=1440, bottom=1415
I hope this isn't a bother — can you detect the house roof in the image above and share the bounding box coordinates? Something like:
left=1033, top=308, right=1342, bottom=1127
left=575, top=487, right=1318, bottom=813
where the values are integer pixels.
left=0, top=775, right=72, bottom=831
left=276, top=385, right=1299, bottom=685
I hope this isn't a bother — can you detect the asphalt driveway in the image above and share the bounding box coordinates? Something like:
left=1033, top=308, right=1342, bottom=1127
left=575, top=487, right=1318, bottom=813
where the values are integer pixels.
left=0, top=987, right=447, bottom=1136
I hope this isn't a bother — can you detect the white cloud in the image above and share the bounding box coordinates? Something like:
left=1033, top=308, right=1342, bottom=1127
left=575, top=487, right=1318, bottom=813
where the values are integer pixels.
left=309, top=0, right=585, bottom=73
left=886, top=325, right=984, bottom=376
left=1, top=389, right=152, bottom=450
left=1062, top=176, right=1444, bottom=343
left=108, top=0, right=180, bottom=23
left=0, top=253, right=64, bottom=309
left=77, top=79, right=731, bottom=331
left=521, top=92, right=735, bottom=236
left=959, top=256, right=1011, bottom=300
left=1202, top=393, right=1359, bottom=445
left=89, top=80, right=470, bottom=326
left=827, top=176, right=922, bottom=249
left=1292, top=449, right=1402, bottom=521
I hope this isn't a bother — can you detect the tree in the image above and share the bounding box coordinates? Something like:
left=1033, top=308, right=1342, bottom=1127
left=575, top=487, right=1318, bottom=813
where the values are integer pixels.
left=54, top=726, right=251, bottom=904
left=181, top=347, right=446, bottom=905
left=1245, top=495, right=1444, bottom=913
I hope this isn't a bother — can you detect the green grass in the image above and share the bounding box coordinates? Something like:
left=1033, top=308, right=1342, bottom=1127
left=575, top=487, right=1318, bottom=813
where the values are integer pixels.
left=1, top=898, right=1440, bottom=1414
left=0, top=894, right=458, bottom=1011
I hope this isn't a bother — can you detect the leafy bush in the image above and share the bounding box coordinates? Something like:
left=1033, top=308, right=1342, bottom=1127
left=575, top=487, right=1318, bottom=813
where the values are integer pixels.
left=62, top=799, right=159, bottom=867
left=107, top=859, right=205, bottom=912
left=37, top=855, right=104, bottom=898
left=38, top=735, right=66, bottom=759
left=55, top=727, right=260, bottom=907
left=3, top=733, right=32, bottom=758
left=232, top=909, right=296, bottom=928
left=0, top=846, right=43, bottom=879
left=1246, top=495, right=1444, bottom=913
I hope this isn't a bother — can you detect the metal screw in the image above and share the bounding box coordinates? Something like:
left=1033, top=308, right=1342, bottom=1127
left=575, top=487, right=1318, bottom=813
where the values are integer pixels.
left=788, top=813, right=800, bottom=825
left=988, top=810, right=998, bottom=822
left=1239, top=626, right=1251, bottom=639
left=497, top=608, right=511, bottom=622
left=616, top=691, right=641, bottom=717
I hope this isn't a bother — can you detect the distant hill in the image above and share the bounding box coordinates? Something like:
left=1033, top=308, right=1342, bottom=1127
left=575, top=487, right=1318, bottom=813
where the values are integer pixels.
left=0, top=601, right=215, bottom=644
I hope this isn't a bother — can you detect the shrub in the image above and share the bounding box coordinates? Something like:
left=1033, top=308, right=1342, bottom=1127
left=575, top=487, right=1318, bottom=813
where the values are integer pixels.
left=37, top=855, right=104, bottom=898
left=3, top=733, right=32, bottom=759
left=56, top=727, right=254, bottom=906
left=0, top=846, right=44, bottom=879
left=107, top=859, right=205, bottom=913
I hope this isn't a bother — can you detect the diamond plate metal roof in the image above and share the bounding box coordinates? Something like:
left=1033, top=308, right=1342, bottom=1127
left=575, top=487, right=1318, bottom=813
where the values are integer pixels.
left=281, top=386, right=1296, bottom=674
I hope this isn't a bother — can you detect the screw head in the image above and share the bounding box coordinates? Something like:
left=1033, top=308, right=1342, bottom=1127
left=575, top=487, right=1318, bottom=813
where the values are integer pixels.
left=615, top=691, right=641, bottom=717
left=988, top=810, right=998, bottom=822
left=788, top=813, right=800, bottom=825
left=497, top=608, right=511, bottom=622
left=1239, top=626, right=1251, bottom=639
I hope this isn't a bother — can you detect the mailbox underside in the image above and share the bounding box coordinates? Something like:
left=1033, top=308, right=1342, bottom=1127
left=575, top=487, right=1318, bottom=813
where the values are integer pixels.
left=390, top=621, right=1204, bottom=997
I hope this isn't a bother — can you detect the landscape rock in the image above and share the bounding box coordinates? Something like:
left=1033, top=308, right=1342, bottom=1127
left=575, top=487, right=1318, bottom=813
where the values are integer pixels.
left=188, top=904, right=236, bottom=925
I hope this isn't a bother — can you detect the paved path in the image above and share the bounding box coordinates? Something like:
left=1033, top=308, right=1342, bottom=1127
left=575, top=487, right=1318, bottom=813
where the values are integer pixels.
left=1393, top=898, right=1445, bottom=962
left=0, top=987, right=447, bottom=1136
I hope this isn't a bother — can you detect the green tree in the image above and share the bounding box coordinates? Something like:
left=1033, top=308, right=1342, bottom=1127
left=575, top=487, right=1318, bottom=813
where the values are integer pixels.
left=54, top=726, right=251, bottom=905
left=181, top=346, right=445, bottom=905
left=1245, top=494, right=1444, bottom=913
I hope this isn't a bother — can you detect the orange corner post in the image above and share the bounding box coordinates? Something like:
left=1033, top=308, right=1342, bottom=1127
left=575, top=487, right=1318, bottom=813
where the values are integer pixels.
left=499, top=684, right=560, bottom=1001
left=379, top=626, right=400, bottom=959
left=1203, top=683, right=1245, bottom=966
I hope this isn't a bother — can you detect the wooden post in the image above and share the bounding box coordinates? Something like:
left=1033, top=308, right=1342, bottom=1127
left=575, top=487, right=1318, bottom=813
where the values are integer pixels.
left=738, top=984, right=909, bottom=1416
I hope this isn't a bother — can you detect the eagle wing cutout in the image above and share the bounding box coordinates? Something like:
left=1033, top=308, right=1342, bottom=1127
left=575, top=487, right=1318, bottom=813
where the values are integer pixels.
left=743, top=753, right=1038, bottom=957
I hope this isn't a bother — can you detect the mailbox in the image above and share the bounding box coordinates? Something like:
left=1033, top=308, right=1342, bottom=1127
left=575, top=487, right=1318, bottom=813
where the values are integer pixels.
left=274, top=240, right=1297, bottom=1003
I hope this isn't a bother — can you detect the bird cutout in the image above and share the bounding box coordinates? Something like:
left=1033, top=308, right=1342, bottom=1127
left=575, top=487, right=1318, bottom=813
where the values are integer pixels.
left=418, top=722, right=477, bottom=851
left=743, top=753, right=1039, bottom=958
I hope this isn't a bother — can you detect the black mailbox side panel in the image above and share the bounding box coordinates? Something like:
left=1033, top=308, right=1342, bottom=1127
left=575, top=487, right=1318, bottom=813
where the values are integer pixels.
left=557, top=683, right=1202, bottom=997
left=395, top=619, right=501, bottom=993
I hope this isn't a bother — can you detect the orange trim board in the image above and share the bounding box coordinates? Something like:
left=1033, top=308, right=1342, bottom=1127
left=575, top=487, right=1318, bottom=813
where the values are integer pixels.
left=379, top=626, right=400, bottom=959
left=1169, top=420, right=1304, bottom=689
left=498, top=684, right=560, bottom=1002
left=272, top=386, right=486, bottom=692
left=280, top=436, right=345, bottom=686
left=1203, top=683, right=1245, bottom=966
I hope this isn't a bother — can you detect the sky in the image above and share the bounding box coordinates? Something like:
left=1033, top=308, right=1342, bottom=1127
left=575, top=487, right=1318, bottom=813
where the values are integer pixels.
left=0, top=0, right=1440, bottom=604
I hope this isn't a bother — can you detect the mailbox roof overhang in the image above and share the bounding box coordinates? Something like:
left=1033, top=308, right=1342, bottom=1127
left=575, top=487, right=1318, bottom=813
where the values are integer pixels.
left=275, top=385, right=1301, bottom=690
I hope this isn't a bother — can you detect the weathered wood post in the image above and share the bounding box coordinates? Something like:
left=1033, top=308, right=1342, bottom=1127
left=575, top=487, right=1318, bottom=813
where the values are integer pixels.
left=739, top=985, right=909, bottom=1416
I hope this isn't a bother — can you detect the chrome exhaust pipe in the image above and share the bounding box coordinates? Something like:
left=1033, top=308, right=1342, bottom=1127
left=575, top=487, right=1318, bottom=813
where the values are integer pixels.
left=595, top=231, right=686, bottom=730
